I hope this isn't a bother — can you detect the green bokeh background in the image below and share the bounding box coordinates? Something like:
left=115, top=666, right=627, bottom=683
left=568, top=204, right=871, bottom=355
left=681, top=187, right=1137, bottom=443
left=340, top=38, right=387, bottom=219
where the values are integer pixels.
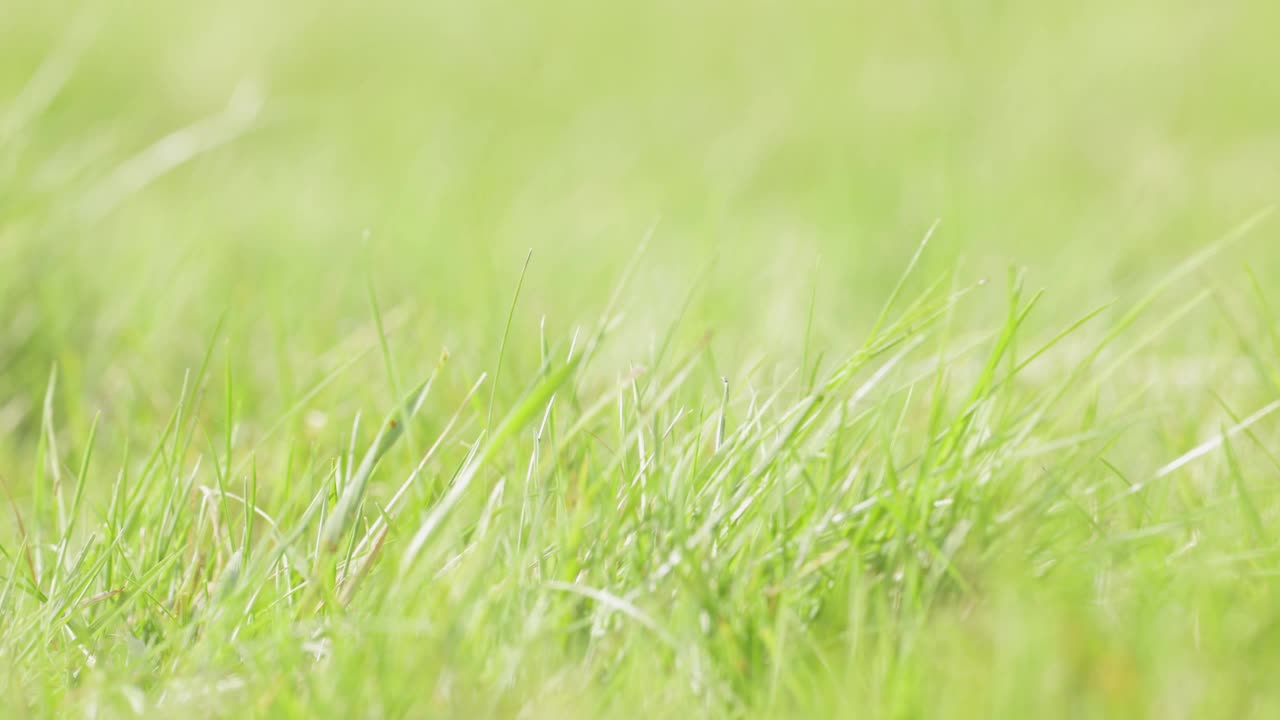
left=6, top=0, right=1278, bottom=481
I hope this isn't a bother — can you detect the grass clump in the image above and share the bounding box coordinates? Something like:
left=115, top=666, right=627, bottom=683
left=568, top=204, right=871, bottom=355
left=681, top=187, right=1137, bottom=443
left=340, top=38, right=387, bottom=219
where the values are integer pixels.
left=5, top=2, right=1280, bottom=718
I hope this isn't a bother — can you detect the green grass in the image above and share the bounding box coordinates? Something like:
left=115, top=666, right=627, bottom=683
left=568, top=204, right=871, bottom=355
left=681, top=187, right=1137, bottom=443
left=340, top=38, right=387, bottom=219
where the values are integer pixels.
left=5, top=1, right=1280, bottom=717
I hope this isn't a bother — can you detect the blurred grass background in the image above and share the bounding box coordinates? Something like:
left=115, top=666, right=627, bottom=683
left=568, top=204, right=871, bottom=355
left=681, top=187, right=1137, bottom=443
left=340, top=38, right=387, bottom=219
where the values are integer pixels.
left=4, top=0, right=1279, bottom=484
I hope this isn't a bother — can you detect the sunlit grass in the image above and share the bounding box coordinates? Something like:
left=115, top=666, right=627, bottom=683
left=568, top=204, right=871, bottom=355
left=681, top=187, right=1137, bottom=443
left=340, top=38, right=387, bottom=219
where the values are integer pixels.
left=4, top=2, right=1280, bottom=717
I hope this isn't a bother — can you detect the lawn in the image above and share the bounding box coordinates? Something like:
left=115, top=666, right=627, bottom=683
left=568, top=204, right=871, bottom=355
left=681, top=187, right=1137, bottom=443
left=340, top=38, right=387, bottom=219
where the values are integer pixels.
left=4, top=1, right=1280, bottom=717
